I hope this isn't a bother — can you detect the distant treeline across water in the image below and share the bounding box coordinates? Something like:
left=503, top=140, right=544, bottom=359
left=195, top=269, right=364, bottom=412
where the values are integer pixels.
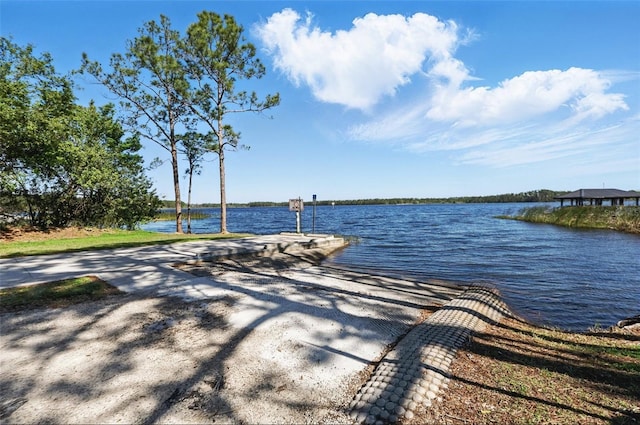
left=160, top=189, right=564, bottom=209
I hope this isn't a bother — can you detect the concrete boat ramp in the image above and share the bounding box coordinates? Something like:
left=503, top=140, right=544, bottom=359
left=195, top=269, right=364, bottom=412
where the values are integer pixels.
left=0, top=234, right=509, bottom=424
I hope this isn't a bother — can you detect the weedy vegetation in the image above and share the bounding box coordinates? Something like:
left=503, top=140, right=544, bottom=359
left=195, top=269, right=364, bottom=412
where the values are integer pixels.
left=499, top=205, right=640, bottom=234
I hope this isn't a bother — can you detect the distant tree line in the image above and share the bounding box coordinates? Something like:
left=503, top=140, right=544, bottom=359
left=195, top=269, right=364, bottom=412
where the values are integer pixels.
left=313, top=189, right=562, bottom=205
left=172, top=190, right=565, bottom=208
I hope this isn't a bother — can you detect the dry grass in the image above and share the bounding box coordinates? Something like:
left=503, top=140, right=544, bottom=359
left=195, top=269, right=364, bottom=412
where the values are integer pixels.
left=410, top=316, right=640, bottom=425
left=0, top=226, right=121, bottom=242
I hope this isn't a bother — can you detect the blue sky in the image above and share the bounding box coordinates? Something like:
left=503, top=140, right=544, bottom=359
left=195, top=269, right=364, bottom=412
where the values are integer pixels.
left=2, top=1, right=639, bottom=203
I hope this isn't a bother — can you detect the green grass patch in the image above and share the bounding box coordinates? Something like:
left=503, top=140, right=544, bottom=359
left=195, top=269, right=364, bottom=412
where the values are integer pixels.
left=0, top=229, right=252, bottom=258
left=531, top=327, right=640, bottom=374
left=599, top=346, right=640, bottom=360
left=0, top=276, right=122, bottom=312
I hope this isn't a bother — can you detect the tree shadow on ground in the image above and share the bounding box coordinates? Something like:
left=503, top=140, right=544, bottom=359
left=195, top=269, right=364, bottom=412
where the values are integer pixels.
left=417, top=313, right=640, bottom=425
left=0, top=252, right=465, bottom=424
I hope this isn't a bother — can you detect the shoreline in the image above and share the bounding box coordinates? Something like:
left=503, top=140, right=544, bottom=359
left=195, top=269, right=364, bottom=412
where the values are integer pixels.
left=1, top=236, right=638, bottom=424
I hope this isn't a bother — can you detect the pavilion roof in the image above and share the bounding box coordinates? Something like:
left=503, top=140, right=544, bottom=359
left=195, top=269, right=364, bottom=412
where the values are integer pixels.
left=554, top=189, right=640, bottom=199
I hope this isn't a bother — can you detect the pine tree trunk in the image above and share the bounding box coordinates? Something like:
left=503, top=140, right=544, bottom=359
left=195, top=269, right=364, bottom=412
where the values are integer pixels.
left=171, top=142, right=183, bottom=234
left=187, top=169, right=193, bottom=234
left=219, top=148, right=227, bottom=234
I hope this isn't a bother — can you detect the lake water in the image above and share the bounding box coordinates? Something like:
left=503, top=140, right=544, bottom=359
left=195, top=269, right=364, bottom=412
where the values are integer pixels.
left=142, top=203, right=640, bottom=332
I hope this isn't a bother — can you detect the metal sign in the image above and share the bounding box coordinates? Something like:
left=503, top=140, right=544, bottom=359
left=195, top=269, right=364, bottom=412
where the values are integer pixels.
left=289, top=198, right=303, bottom=212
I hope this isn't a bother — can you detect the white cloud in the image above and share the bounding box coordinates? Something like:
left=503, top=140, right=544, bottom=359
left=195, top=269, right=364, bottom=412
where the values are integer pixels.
left=346, top=65, right=633, bottom=167
left=431, top=117, right=639, bottom=169
left=427, top=68, right=628, bottom=126
left=255, top=9, right=463, bottom=110
left=257, top=9, right=629, bottom=126
left=349, top=109, right=638, bottom=170
left=256, top=9, right=636, bottom=173
left=347, top=101, right=429, bottom=142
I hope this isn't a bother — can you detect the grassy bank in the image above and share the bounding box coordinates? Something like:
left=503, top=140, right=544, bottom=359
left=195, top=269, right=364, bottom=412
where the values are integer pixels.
left=502, top=206, right=640, bottom=234
left=0, top=227, right=251, bottom=258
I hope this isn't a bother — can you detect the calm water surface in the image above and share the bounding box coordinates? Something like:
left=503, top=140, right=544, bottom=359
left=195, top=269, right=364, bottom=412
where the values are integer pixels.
left=143, top=203, right=640, bottom=331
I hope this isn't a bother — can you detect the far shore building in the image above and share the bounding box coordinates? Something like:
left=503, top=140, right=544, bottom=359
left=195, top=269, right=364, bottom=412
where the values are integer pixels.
left=554, top=189, right=640, bottom=207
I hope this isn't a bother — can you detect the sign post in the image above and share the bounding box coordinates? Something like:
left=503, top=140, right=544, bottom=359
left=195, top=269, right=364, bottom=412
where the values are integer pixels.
left=312, top=194, right=317, bottom=233
left=289, top=197, right=304, bottom=233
